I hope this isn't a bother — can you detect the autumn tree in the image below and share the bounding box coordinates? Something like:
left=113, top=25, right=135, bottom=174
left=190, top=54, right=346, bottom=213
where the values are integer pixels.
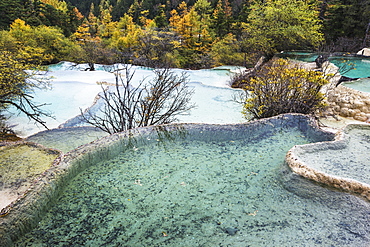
left=72, top=24, right=115, bottom=70
left=72, top=2, right=117, bottom=71
left=87, top=3, right=99, bottom=37
left=134, top=29, right=179, bottom=68
left=153, top=4, right=168, bottom=28
left=2, top=19, right=79, bottom=64
left=0, top=0, right=82, bottom=36
left=244, top=0, right=324, bottom=58
left=0, top=0, right=44, bottom=29
left=39, top=0, right=83, bottom=36
left=169, top=1, right=215, bottom=68
left=211, top=33, right=245, bottom=66
left=109, top=14, right=143, bottom=63
left=0, top=51, right=52, bottom=129
left=0, top=18, right=81, bottom=130
left=128, top=0, right=143, bottom=24
left=97, top=0, right=116, bottom=38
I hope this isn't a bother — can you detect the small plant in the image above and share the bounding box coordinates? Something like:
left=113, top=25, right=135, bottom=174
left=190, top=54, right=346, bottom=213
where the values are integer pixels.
left=241, top=58, right=329, bottom=120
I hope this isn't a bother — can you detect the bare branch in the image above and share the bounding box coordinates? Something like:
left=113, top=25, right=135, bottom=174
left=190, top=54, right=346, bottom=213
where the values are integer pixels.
left=80, top=65, right=195, bottom=134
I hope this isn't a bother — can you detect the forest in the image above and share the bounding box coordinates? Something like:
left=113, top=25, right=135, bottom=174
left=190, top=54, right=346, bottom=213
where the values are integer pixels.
left=1, top=0, right=370, bottom=70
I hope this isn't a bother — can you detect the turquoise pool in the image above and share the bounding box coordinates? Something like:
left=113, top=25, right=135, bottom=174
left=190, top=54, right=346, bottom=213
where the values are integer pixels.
left=279, top=52, right=370, bottom=93
left=280, top=52, right=370, bottom=78
left=13, top=115, right=370, bottom=246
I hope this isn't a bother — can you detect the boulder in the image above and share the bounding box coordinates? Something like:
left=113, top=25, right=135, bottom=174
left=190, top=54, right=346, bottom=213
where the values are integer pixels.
left=315, top=55, right=328, bottom=68
left=357, top=48, right=370, bottom=56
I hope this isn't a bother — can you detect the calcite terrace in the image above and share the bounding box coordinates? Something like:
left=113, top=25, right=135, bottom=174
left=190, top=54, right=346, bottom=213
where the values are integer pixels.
left=286, top=124, right=370, bottom=200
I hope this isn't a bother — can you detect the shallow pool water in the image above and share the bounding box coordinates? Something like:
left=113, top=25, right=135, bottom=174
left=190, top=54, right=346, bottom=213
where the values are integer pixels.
left=279, top=52, right=370, bottom=78
left=278, top=52, right=318, bottom=63
left=0, top=144, right=60, bottom=210
left=342, top=78, right=370, bottom=93
left=26, top=127, right=108, bottom=153
left=16, top=123, right=370, bottom=246
left=329, top=56, right=370, bottom=78
left=294, top=125, right=370, bottom=186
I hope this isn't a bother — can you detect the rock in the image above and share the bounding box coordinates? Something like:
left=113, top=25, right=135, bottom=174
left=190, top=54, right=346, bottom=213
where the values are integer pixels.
left=333, top=105, right=340, bottom=113
left=348, top=109, right=356, bottom=117
left=354, top=114, right=368, bottom=121
left=361, top=106, right=369, bottom=113
left=354, top=109, right=361, bottom=115
left=364, top=99, right=370, bottom=105
left=315, top=55, right=328, bottom=68
left=340, top=108, right=349, bottom=117
left=353, top=100, right=365, bottom=108
left=224, top=227, right=238, bottom=236
left=341, top=103, right=351, bottom=108
left=357, top=48, right=370, bottom=56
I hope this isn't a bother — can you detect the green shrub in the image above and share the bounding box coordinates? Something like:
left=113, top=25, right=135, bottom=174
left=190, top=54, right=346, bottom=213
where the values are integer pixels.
left=241, top=58, right=329, bottom=119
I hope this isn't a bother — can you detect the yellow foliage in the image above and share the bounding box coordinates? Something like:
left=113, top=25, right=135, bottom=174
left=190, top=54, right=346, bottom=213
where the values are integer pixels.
left=169, top=2, right=214, bottom=51
left=242, top=58, right=329, bottom=119
left=110, top=14, right=143, bottom=50
left=0, top=51, right=47, bottom=106
left=4, top=19, right=78, bottom=64
left=41, top=0, right=68, bottom=12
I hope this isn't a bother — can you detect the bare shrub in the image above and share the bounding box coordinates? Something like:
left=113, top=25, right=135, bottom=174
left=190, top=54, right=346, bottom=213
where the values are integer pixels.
left=81, top=66, right=195, bottom=134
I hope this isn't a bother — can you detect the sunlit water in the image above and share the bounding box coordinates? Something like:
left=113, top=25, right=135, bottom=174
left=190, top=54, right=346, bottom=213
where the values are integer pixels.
left=16, top=125, right=370, bottom=246
left=328, top=56, right=370, bottom=79
left=281, top=53, right=370, bottom=78
left=327, top=57, right=370, bottom=93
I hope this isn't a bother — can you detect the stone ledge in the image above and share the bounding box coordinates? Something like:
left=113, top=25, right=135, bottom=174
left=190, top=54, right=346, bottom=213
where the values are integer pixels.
left=286, top=124, right=370, bottom=201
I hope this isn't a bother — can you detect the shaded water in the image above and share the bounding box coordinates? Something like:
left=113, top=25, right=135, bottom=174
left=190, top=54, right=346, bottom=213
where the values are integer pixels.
left=0, top=145, right=59, bottom=186
left=279, top=52, right=370, bottom=77
left=0, top=144, right=60, bottom=210
left=16, top=125, right=370, bottom=246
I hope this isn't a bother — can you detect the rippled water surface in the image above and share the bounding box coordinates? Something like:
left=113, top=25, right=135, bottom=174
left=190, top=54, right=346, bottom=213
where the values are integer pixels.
left=16, top=127, right=370, bottom=246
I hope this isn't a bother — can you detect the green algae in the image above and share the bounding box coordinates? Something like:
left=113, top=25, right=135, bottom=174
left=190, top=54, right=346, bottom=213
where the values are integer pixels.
left=0, top=143, right=60, bottom=211
left=0, top=144, right=59, bottom=184
left=4, top=115, right=370, bottom=246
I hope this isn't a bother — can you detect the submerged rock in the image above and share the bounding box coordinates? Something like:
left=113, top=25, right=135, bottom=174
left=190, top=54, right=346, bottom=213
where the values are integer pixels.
left=224, top=227, right=238, bottom=236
